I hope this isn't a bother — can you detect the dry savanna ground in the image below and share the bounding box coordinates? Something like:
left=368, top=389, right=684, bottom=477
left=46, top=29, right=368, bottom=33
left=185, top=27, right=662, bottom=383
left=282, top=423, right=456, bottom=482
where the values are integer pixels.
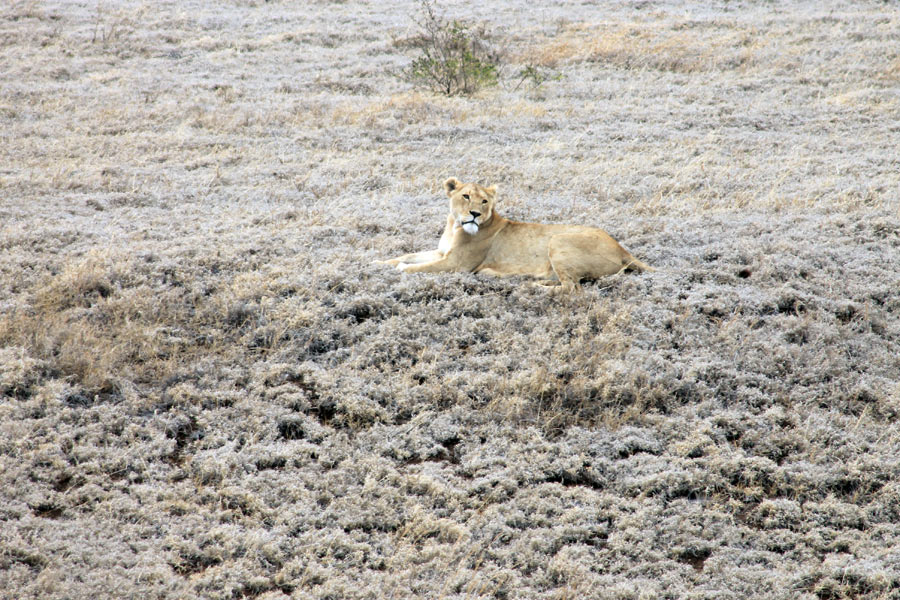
left=1, top=1, right=899, bottom=599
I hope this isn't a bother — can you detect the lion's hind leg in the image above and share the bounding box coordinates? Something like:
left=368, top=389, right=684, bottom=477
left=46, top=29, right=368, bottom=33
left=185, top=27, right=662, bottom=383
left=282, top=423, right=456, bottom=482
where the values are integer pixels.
left=531, top=279, right=558, bottom=288
left=547, top=232, right=625, bottom=291
left=474, top=266, right=525, bottom=279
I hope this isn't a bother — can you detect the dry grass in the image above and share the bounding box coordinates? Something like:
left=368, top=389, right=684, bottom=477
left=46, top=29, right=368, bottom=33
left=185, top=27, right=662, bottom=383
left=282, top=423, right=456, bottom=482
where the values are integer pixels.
left=2, top=1, right=900, bottom=599
left=522, top=20, right=761, bottom=73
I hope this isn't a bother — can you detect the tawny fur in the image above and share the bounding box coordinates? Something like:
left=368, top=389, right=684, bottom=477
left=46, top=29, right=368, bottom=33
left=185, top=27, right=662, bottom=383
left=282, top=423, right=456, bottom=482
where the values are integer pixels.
left=379, top=177, right=652, bottom=291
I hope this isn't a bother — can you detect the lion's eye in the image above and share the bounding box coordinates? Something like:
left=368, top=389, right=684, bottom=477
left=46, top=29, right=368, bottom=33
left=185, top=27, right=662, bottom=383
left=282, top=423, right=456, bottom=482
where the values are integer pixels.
left=482, top=199, right=487, bottom=204
left=462, top=194, right=470, bottom=200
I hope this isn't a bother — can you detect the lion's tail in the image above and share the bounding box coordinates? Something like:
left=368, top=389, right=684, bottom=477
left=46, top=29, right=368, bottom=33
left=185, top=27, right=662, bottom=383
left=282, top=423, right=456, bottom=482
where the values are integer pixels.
left=625, top=256, right=655, bottom=273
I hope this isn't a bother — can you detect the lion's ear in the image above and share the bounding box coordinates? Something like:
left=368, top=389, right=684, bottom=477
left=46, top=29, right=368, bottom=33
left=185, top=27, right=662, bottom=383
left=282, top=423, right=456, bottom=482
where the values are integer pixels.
left=443, top=177, right=462, bottom=196
left=485, top=185, right=497, bottom=199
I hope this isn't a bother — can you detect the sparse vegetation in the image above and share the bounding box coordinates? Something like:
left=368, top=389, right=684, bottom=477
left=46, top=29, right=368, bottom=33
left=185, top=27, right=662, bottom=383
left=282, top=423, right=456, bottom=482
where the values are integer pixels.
left=1, top=1, right=899, bottom=599
left=513, top=63, right=562, bottom=91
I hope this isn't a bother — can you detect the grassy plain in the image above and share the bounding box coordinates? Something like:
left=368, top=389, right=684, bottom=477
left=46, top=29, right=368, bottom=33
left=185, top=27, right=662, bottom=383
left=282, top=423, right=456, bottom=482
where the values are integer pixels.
left=1, top=1, right=899, bottom=598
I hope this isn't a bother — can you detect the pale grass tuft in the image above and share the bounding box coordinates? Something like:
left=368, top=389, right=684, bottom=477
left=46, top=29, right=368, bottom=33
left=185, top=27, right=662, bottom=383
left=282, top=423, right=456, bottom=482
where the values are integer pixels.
left=328, top=91, right=443, bottom=127
left=0, top=346, right=47, bottom=398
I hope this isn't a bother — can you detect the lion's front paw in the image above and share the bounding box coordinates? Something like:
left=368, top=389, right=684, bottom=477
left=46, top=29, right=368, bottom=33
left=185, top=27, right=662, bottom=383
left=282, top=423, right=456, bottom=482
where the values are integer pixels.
left=397, top=262, right=411, bottom=272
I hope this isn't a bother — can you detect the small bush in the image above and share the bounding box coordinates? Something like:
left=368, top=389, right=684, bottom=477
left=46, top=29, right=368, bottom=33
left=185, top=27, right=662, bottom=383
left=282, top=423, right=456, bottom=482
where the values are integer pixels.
left=403, top=1, right=501, bottom=96
left=513, top=63, right=562, bottom=91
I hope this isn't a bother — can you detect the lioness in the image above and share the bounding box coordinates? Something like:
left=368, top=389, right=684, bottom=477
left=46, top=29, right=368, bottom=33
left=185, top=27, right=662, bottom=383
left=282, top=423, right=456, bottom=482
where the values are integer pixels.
left=379, top=177, right=652, bottom=291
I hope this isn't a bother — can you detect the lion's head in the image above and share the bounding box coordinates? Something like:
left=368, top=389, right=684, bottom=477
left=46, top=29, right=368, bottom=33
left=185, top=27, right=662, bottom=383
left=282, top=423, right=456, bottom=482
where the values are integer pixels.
left=444, top=177, right=497, bottom=235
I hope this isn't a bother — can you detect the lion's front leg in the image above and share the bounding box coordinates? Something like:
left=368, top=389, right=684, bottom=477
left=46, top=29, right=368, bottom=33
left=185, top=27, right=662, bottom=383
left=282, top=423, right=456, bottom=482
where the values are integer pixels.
left=399, top=256, right=458, bottom=273
left=378, top=216, right=456, bottom=268
left=377, top=249, right=445, bottom=267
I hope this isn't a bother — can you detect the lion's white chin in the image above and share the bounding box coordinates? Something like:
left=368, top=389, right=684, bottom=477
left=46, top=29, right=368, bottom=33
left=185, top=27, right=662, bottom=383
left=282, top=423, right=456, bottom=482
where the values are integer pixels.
left=462, top=223, right=479, bottom=235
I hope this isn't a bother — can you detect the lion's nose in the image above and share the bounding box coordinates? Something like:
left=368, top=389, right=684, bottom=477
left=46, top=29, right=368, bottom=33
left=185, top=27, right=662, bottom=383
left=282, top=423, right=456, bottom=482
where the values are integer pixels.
left=470, top=211, right=481, bottom=218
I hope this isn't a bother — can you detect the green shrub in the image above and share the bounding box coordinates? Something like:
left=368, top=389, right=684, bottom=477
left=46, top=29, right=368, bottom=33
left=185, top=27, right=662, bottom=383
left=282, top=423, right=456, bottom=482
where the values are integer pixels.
left=403, top=1, right=501, bottom=96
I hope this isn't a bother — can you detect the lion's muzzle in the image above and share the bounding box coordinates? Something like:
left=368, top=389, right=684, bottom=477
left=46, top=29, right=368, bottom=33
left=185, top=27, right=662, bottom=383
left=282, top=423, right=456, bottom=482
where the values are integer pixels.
left=459, top=210, right=482, bottom=235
